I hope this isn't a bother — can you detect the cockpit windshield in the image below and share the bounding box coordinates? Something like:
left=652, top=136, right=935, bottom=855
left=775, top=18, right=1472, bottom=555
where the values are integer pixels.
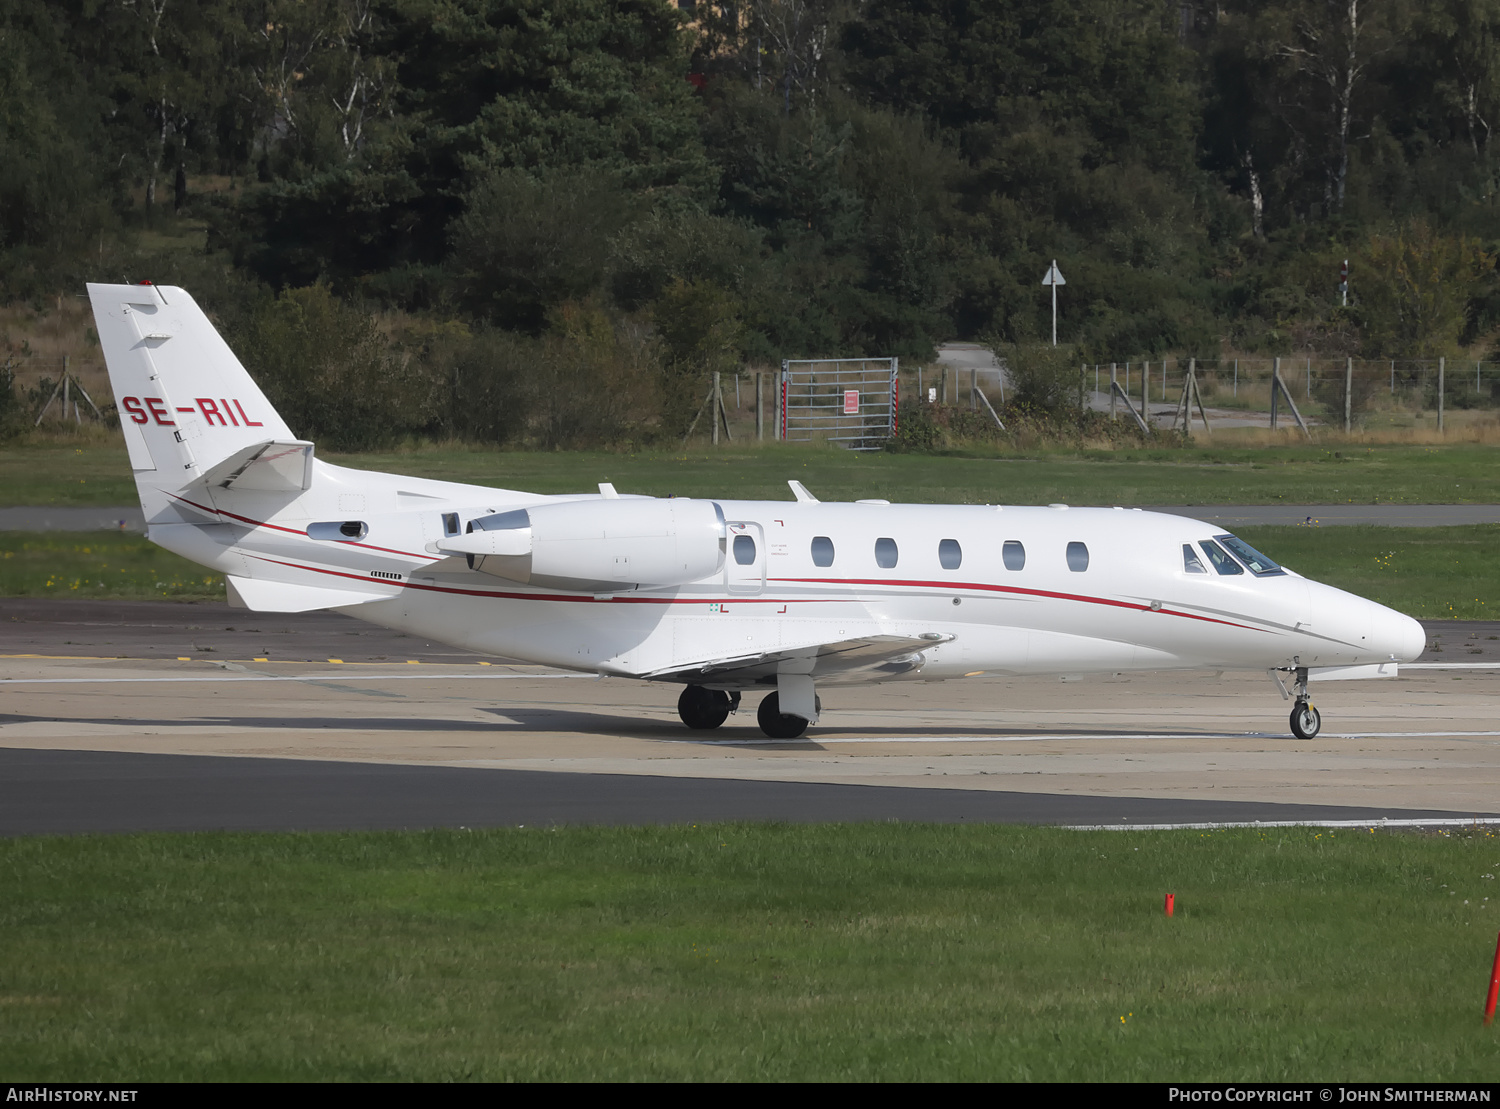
left=1216, top=533, right=1286, bottom=576
left=1198, top=539, right=1243, bottom=575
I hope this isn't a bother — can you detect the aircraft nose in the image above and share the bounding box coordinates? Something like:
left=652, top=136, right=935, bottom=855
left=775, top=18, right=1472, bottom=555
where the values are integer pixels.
left=1372, top=604, right=1426, bottom=663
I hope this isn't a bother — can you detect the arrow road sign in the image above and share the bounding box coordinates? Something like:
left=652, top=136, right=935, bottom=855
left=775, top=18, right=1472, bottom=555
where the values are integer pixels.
left=1041, top=259, right=1065, bottom=345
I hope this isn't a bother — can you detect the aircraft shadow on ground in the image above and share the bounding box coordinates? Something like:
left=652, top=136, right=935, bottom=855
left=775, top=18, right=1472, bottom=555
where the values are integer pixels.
left=0, top=706, right=1240, bottom=744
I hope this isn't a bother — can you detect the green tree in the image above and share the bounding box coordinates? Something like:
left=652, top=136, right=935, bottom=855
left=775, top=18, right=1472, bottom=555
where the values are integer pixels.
left=1357, top=219, right=1495, bottom=358
left=233, top=284, right=439, bottom=449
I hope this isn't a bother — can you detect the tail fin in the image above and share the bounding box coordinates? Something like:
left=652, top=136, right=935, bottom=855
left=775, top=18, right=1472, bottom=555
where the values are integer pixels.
left=87, top=283, right=299, bottom=485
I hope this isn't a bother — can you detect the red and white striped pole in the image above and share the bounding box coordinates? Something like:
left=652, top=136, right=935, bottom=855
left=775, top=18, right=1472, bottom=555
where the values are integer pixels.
left=1485, top=931, right=1500, bottom=1026
left=1165, top=893, right=1175, bottom=918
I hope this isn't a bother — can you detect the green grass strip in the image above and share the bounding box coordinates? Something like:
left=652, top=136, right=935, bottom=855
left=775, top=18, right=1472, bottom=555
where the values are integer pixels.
left=0, top=531, right=223, bottom=602
left=6, top=441, right=1500, bottom=507
left=1, top=825, right=1497, bottom=1080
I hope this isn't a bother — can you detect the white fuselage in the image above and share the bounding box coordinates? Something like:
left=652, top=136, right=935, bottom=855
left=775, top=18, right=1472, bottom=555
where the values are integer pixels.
left=146, top=458, right=1426, bottom=688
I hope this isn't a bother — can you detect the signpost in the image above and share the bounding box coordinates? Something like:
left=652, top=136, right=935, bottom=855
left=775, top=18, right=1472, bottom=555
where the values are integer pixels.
left=1041, top=260, right=1066, bottom=346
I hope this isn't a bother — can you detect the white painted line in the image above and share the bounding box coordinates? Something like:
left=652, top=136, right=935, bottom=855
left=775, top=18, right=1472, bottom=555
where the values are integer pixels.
left=1069, top=817, right=1500, bottom=831
left=1403, top=663, right=1500, bottom=670
left=0, top=672, right=590, bottom=685
left=669, top=730, right=1500, bottom=745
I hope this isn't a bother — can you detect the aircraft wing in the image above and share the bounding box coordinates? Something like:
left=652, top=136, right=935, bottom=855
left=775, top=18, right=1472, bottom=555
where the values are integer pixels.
left=636, top=632, right=953, bottom=686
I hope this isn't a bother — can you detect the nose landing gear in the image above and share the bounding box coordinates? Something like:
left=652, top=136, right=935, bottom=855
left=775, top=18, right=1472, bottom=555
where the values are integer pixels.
left=1272, top=665, right=1321, bottom=739
left=1290, top=699, right=1321, bottom=739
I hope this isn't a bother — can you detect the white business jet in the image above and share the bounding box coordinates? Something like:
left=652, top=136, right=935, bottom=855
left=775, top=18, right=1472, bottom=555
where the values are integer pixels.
left=88, top=282, right=1426, bottom=740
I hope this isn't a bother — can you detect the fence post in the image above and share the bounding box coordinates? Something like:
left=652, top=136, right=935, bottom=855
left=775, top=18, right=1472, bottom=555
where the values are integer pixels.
left=1350, top=361, right=1362, bottom=435
left=1140, top=361, right=1149, bottom=423
left=1439, top=357, right=1445, bottom=434
left=756, top=371, right=764, bottom=441
left=970, top=366, right=977, bottom=410
left=1271, top=357, right=1280, bottom=430
left=776, top=361, right=785, bottom=440
left=1110, top=363, right=1117, bottom=420
left=712, top=371, right=721, bottom=445
left=941, top=366, right=949, bottom=405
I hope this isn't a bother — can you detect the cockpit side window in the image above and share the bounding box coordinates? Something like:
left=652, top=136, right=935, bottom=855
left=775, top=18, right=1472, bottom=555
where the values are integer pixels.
left=1182, top=544, right=1207, bottom=573
left=1216, top=534, right=1286, bottom=576
left=1198, top=539, right=1243, bottom=575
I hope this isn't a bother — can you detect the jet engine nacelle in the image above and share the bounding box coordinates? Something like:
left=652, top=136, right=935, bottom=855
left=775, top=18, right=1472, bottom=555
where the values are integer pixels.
left=439, top=498, right=726, bottom=591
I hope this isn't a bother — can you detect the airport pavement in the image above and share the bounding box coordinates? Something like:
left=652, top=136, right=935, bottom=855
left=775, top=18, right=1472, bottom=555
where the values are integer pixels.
left=2, top=601, right=1498, bottom=832
left=0, top=746, right=1476, bottom=835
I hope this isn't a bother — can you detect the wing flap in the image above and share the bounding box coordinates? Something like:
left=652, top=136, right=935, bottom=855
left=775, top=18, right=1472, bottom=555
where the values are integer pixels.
left=636, top=632, right=952, bottom=685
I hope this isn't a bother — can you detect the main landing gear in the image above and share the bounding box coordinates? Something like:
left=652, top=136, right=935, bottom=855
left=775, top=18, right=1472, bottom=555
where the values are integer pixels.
left=1273, top=665, right=1321, bottom=739
left=676, top=685, right=818, bottom=739
left=677, top=685, right=739, bottom=729
left=757, top=691, right=819, bottom=740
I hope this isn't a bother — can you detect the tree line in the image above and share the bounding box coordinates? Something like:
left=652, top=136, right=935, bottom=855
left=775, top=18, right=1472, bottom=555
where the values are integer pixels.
left=4, top=0, right=1500, bottom=446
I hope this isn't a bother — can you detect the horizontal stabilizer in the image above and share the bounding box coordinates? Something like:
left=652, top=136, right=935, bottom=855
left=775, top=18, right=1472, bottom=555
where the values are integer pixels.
left=225, top=574, right=389, bottom=613
left=200, top=440, right=314, bottom=492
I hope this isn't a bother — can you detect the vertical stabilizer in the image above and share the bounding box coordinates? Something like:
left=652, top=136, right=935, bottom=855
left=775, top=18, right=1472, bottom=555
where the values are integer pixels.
left=87, top=283, right=296, bottom=484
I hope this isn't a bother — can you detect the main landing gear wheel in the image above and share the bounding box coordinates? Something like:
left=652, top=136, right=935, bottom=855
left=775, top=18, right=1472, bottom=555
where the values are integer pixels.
left=678, top=685, right=732, bottom=730
left=1290, top=700, right=1321, bottom=740
left=757, top=691, right=817, bottom=740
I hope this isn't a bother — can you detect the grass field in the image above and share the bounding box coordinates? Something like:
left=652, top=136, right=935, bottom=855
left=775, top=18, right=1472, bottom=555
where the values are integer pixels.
left=3, top=524, right=1495, bottom=619
left=1, top=824, right=1497, bottom=1081
left=0, top=531, right=223, bottom=601
left=5, top=438, right=1500, bottom=507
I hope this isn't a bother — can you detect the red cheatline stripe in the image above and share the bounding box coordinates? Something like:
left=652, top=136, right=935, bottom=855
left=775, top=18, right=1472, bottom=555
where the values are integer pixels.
left=168, top=492, right=430, bottom=560
left=247, top=556, right=861, bottom=606
left=161, top=497, right=1263, bottom=630
left=769, top=576, right=1264, bottom=632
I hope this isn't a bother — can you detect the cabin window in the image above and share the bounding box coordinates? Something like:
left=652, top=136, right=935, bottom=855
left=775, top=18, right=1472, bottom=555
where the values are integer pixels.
left=1066, top=541, right=1089, bottom=572
left=442, top=512, right=460, bottom=537
left=875, top=537, right=899, bottom=569
left=1002, top=540, right=1025, bottom=571
left=938, top=539, right=962, bottom=570
left=811, top=536, right=835, bottom=567
left=1182, top=544, right=1208, bottom=573
left=1198, top=539, right=1243, bottom=575
left=733, top=534, right=757, bottom=565
left=1216, top=534, right=1286, bottom=576
left=307, top=521, right=368, bottom=541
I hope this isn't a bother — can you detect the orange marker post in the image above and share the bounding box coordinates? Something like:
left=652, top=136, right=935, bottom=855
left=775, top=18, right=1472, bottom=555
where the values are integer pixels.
left=1485, top=931, right=1500, bottom=1026
left=1165, top=893, right=1175, bottom=917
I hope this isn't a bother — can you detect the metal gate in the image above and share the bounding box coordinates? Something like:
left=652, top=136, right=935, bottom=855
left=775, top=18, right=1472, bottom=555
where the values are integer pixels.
left=779, top=358, right=898, bottom=450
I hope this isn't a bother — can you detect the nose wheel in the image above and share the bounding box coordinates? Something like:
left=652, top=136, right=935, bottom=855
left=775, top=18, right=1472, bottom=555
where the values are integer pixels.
left=1290, top=700, right=1321, bottom=739
left=1274, top=665, right=1321, bottom=739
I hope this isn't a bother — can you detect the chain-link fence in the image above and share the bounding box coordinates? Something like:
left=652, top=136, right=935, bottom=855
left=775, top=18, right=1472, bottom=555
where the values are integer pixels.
left=1, top=353, right=112, bottom=427
left=1068, top=357, right=1495, bottom=433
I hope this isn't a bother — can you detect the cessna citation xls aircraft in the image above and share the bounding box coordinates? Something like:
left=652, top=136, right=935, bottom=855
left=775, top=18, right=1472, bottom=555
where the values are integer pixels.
left=89, top=282, right=1426, bottom=740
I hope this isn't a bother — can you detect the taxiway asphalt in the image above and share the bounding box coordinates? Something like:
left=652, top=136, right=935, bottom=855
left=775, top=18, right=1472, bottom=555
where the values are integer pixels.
left=2, top=598, right=1497, bottom=833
